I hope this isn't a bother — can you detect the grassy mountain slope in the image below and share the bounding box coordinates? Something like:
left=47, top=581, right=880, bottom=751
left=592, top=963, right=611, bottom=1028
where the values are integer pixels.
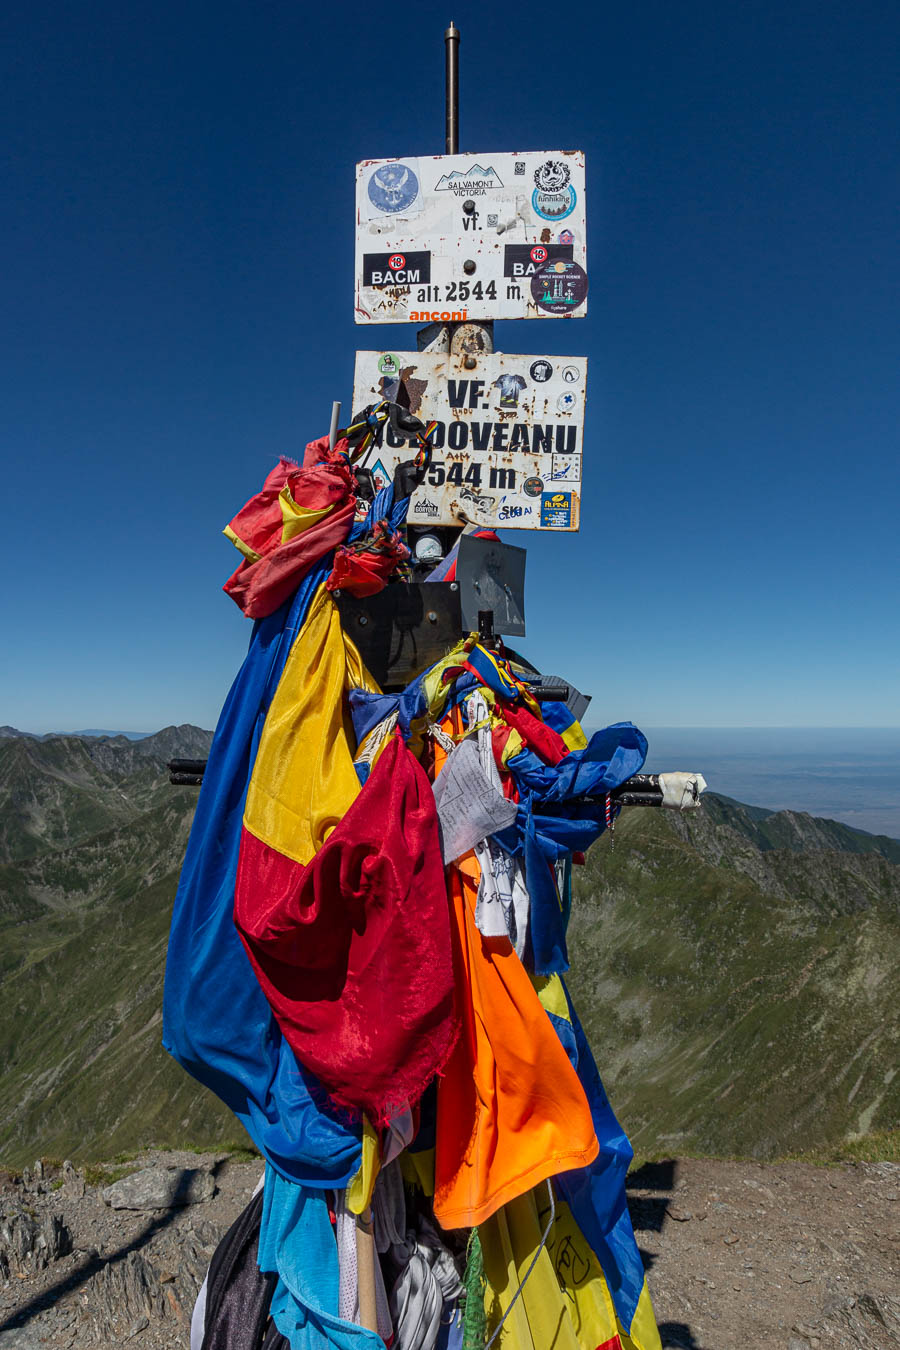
left=567, top=794, right=900, bottom=1161
left=0, top=727, right=237, bottom=1165
left=0, top=726, right=211, bottom=863
left=0, top=724, right=897, bottom=1167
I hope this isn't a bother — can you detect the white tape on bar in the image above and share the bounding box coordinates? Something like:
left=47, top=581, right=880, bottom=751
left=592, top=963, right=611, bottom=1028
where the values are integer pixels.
left=658, top=772, right=707, bottom=809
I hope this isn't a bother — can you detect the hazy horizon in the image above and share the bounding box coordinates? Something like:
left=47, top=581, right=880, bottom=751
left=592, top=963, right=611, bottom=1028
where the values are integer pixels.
left=5, top=721, right=899, bottom=839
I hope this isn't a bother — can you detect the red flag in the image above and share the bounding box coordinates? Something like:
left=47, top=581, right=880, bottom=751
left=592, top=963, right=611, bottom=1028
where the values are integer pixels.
left=234, top=732, right=459, bottom=1125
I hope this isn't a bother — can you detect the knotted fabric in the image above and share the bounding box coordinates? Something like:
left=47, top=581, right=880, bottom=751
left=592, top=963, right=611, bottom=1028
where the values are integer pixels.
left=234, top=583, right=459, bottom=1124
left=223, top=442, right=357, bottom=618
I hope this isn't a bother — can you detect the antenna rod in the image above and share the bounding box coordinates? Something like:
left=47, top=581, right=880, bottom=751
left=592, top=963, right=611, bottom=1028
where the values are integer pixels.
left=444, top=22, right=459, bottom=153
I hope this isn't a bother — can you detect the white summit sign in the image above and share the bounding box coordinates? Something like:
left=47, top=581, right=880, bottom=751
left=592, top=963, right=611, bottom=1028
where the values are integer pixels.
left=352, top=349, right=586, bottom=531
left=355, top=150, right=587, bottom=325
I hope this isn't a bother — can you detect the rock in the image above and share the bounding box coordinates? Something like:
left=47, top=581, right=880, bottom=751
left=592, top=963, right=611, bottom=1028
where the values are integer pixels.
left=723, top=1231, right=740, bottom=1244
left=86, top=1251, right=165, bottom=1342
left=0, top=1208, right=71, bottom=1279
left=102, top=1167, right=217, bottom=1210
left=790, top=1269, right=814, bottom=1283
left=666, top=1205, right=693, bottom=1221
left=62, top=1161, right=84, bottom=1201
left=0, top=1325, right=49, bottom=1348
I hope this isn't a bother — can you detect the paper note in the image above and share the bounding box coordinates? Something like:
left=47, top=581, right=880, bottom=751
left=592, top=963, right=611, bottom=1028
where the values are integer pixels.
left=432, top=736, right=519, bottom=863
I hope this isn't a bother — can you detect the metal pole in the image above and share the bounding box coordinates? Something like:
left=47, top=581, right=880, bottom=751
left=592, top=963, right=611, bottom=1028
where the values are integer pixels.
left=444, top=22, right=459, bottom=154
left=328, top=400, right=341, bottom=452
left=418, top=24, right=462, bottom=353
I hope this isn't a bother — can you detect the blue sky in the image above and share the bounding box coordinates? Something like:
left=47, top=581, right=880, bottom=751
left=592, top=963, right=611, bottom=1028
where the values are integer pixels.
left=2, top=0, right=898, bottom=732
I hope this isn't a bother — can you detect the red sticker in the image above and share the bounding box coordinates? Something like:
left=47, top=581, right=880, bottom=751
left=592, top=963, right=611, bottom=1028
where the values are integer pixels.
left=388, top=253, right=406, bottom=271
left=530, top=245, right=548, bottom=264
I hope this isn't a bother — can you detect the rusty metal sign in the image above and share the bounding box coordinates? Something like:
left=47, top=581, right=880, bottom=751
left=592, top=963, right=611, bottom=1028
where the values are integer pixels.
left=355, top=151, right=587, bottom=325
left=352, top=349, right=586, bottom=531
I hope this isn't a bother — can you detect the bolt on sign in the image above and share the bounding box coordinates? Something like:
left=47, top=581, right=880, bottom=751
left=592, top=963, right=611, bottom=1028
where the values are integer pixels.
left=353, top=350, right=586, bottom=531
left=355, top=151, right=587, bottom=324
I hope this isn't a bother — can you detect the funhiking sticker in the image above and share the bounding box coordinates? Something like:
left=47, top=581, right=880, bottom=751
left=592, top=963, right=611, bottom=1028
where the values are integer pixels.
left=532, top=159, right=577, bottom=221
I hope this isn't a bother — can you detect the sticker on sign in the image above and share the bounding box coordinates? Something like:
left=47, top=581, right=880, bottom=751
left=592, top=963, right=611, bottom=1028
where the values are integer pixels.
left=355, top=150, right=586, bottom=324
left=352, top=350, right=586, bottom=531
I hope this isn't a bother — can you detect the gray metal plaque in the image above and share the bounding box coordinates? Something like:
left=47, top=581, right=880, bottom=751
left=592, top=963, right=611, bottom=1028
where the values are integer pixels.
left=456, top=533, right=526, bottom=637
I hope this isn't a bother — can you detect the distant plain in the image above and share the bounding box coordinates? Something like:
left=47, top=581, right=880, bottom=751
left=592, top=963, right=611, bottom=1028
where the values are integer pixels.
left=621, top=726, right=900, bottom=839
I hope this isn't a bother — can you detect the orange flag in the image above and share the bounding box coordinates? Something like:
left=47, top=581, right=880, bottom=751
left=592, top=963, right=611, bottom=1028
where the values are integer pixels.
left=432, top=711, right=598, bottom=1229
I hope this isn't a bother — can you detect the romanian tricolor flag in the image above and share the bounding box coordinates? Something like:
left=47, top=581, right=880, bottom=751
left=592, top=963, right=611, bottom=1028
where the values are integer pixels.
left=233, top=582, right=460, bottom=1125
left=165, top=453, right=663, bottom=1350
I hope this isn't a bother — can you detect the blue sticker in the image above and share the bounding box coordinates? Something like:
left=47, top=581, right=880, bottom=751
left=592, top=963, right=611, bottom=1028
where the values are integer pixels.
left=533, top=184, right=576, bottom=221
left=532, top=158, right=577, bottom=221
left=371, top=458, right=391, bottom=491
left=541, top=491, right=573, bottom=528
left=368, top=163, right=419, bottom=214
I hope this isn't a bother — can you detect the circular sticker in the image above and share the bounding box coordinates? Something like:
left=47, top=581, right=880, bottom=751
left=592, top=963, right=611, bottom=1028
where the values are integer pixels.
left=529, top=359, right=553, bottom=382
left=523, top=476, right=544, bottom=497
left=557, top=391, right=578, bottom=413
left=532, top=160, right=576, bottom=221
left=378, top=354, right=399, bottom=376
left=368, top=163, right=420, bottom=215
left=530, top=245, right=548, bottom=264
left=535, top=160, right=571, bottom=192
left=388, top=253, right=406, bottom=271
left=562, top=365, right=580, bottom=383
left=531, top=260, right=588, bottom=315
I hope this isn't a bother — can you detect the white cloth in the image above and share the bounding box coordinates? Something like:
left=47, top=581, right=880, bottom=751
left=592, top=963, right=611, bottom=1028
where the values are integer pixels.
left=354, top=711, right=399, bottom=770
left=658, top=771, right=707, bottom=809
left=467, top=691, right=531, bottom=957
left=384, top=1102, right=415, bottom=1166
left=189, top=1271, right=207, bottom=1350
left=387, top=1209, right=464, bottom=1350
left=335, top=1191, right=393, bottom=1343
left=189, top=1172, right=265, bottom=1350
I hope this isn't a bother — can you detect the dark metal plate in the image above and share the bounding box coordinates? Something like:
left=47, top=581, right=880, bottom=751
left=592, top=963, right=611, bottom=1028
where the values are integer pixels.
left=335, top=582, right=463, bottom=689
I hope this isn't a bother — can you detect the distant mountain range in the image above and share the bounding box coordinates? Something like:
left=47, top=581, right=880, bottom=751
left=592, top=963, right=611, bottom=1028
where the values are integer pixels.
left=0, top=726, right=154, bottom=741
left=0, top=726, right=897, bottom=1167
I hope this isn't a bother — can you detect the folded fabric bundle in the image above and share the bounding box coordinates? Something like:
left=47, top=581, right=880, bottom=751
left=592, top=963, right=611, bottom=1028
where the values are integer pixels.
left=168, top=457, right=664, bottom=1350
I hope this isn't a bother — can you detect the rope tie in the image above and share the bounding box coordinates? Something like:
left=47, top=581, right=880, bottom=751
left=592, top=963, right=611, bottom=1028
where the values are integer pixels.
left=483, top=1179, right=556, bottom=1349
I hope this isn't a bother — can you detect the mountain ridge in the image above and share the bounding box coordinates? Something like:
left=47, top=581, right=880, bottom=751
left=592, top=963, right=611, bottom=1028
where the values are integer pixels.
left=0, top=728, right=896, bottom=1167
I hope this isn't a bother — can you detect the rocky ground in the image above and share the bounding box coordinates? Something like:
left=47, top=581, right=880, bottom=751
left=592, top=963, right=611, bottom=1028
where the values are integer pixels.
left=631, top=1156, right=900, bottom=1349
left=0, top=1151, right=261, bottom=1350
left=0, top=1151, right=897, bottom=1349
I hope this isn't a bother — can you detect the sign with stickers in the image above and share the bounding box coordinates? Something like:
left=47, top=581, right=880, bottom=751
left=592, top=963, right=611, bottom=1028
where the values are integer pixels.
left=355, top=151, right=587, bottom=324
left=352, top=350, right=586, bottom=531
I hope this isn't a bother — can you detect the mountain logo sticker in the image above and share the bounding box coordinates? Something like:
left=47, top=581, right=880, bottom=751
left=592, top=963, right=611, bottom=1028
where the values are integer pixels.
left=434, top=164, right=504, bottom=195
